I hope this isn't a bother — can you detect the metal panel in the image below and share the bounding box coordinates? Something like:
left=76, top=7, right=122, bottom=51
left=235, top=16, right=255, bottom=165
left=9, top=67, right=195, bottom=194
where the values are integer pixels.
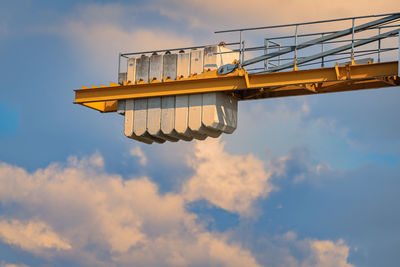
left=161, top=96, right=192, bottom=141
left=163, top=54, right=177, bottom=80
left=161, top=54, right=178, bottom=137
left=147, top=97, right=162, bottom=135
left=204, top=45, right=239, bottom=71
left=124, top=99, right=153, bottom=144
left=190, top=49, right=204, bottom=75
left=117, top=99, right=126, bottom=115
left=149, top=54, right=163, bottom=81
left=148, top=55, right=169, bottom=140
left=222, top=94, right=238, bottom=134
left=133, top=98, right=148, bottom=136
left=148, top=97, right=178, bottom=142
left=202, top=92, right=225, bottom=131
left=218, top=46, right=239, bottom=66
left=175, top=95, right=193, bottom=138
left=188, top=93, right=221, bottom=138
left=118, top=72, right=127, bottom=84
left=177, top=52, right=190, bottom=78
left=133, top=98, right=165, bottom=144
left=161, top=96, right=175, bottom=134
left=124, top=99, right=134, bottom=136
left=127, top=58, right=136, bottom=83
left=204, top=46, right=218, bottom=70
left=188, top=94, right=207, bottom=140
left=202, top=92, right=237, bottom=134
left=174, top=53, right=195, bottom=140
left=136, top=56, right=150, bottom=82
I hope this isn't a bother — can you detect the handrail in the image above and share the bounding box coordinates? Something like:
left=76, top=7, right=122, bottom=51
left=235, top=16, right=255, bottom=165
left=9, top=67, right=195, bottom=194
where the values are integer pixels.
left=242, top=14, right=400, bottom=67
left=214, top=12, right=400, bottom=33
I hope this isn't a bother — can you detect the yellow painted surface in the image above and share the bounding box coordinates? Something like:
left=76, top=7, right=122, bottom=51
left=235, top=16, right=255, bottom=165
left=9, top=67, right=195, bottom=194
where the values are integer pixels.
left=75, top=62, right=399, bottom=112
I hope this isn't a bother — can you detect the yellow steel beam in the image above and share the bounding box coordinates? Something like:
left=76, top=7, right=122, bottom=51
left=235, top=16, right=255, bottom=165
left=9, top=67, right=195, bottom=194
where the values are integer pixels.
left=74, top=61, right=399, bottom=112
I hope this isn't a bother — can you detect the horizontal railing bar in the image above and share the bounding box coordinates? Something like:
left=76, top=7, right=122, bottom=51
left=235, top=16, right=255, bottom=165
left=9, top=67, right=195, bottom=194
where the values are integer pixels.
left=264, top=24, right=400, bottom=41
left=288, top=49, right=395, bottom=68
left=264, top=47, right=397, bottom=62
left=215, top=12, right=400, bottom=33
left=120, top=42, right=240, bottom=56
left=268, top=28, right=399, bottom=72
left=254, top=49, right=396, bottom=74
left=215, top=35, right=397, bottom=55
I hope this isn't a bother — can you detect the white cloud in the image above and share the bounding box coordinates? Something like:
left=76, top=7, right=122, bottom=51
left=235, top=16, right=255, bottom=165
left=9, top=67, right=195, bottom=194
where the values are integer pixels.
left=151, top=0, right=399, bottom=31
left=130, top=146, right=147, bottom=166
left=0, top=144, right=354, bottom=267
left=301, top=239, right=354, bottom=267
left=0, top=219, right=71, bottom=252
left=183, top=138, right=274, bottom=217
left=0, top=261, right=30, bottom=267
left=268, top=147, right=332, bottom=184
left=251, top=232, right=354, bottom=267
left=0, top=153, right=261, bottom=266
left=59, top=3, right=195, bottom=78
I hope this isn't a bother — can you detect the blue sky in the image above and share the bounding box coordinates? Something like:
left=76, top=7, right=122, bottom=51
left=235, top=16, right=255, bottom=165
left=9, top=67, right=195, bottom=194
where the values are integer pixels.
left=0, top=0, right=399, bottom=266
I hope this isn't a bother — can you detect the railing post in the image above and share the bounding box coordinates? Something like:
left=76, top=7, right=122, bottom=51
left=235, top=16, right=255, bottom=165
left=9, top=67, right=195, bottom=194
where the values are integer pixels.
left=242, top=40, right=245, bottom=65
left=351, top=18, right=355, bottom=60
left=294, top=24, right=298, bottom=62
left=117, top=52, right=121, bottom=82
left=239, top=31, right=243, bottom=66
left=265, top=39, right=269, bottom=71
left=321, top=33, right=325, bottom=67
left=398, top=30, right=400, bottom=76
left=278, top=43, right=281, bottom=67
left=378, top=27, right=381, bottom=63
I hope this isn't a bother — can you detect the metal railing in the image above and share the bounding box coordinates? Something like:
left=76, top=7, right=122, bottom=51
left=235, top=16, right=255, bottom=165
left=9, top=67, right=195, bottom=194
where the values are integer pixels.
left=215, top=12, right=400, bottom=74
left=116, top=12, right=400, bottom=79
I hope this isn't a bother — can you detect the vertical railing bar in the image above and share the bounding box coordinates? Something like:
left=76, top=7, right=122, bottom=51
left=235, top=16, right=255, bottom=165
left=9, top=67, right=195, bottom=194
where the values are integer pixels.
left=378, top=27, right=382, bottom=62
left=265, top=39, right=269, bottom=71
left=351, top=18, right=355, bottom=59
left=321, top=33, right=325, bottom=67
left=126, top=57, right=129, bottom=81
left=398, top=30, right=400, bottom=77
left=239, top=31, right=243, bottom=65
left=117, top=52, right=121, bottom=82
left=294, top=24, right=299, bottom=61
left=242, top=40, right=245, bottom=65
left=278, top=43, right=281, bottom=67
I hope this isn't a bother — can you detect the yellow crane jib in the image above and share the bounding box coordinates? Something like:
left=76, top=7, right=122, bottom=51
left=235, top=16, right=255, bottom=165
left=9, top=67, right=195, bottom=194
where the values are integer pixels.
left=74, top=13, right=400, bottom=144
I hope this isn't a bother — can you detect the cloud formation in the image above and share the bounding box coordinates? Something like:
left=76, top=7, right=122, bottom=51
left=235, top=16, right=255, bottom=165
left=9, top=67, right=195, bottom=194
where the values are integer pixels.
left=183, top=139, right=274, bottom=216
left=60, top=3, right=194, bottom=77
left=152, top=0, right=399, bottom=30
left=0, top=152, right=261, bottom=266
left=303, top=239, right=354, bottom=267
left=0, top=262, right=29, bottom=267
left=130, top=146, right=147, bottom=166
left=0, top=219, right=71, bottom=252
left=0, top=140, right=354, bottom=266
